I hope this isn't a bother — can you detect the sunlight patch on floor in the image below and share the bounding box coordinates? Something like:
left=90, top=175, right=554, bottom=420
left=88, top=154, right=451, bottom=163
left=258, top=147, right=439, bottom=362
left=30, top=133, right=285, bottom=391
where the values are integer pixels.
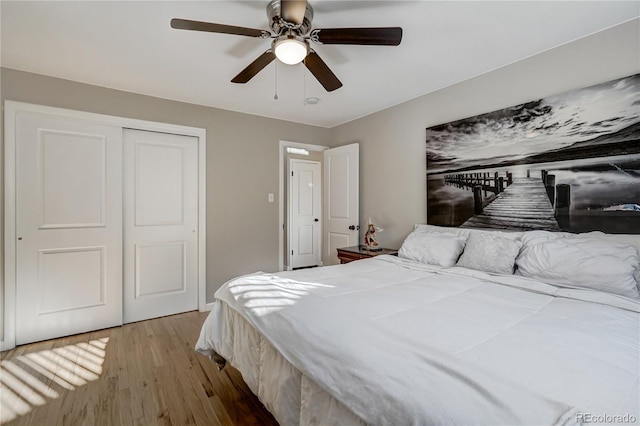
left=0, top=337, right=109, bottom=423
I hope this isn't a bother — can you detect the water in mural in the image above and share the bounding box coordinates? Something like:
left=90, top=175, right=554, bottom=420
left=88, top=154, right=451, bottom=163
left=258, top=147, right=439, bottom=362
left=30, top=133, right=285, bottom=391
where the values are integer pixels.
left=426, top=74, right=640, bottom=234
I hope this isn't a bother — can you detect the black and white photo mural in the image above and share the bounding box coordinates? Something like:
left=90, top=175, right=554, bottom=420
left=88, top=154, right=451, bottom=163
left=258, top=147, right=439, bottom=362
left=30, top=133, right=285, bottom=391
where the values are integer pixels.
left=426, top=73, right=640, bottom=234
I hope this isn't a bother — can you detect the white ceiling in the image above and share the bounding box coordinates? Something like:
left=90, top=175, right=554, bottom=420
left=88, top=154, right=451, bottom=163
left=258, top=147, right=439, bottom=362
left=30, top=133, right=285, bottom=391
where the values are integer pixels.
left=2, top=1, right=638, bottom=128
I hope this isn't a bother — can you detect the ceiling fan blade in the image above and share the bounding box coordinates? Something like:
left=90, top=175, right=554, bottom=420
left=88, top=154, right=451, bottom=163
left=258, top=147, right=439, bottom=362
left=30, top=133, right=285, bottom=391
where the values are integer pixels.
left=171, top=18, right=268, bottom=38
left=231, top=50, right=276, bottom=84
left=304, top=51, right=342, bottom=92
left=312, top=27, right=402, bottom=46
left=281, top=0, right=308, bottom=25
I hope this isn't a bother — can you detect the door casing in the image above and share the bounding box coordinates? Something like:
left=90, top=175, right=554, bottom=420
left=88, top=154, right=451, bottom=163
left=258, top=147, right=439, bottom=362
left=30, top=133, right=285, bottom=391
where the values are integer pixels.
left=278, top=141, right=328, bottom=272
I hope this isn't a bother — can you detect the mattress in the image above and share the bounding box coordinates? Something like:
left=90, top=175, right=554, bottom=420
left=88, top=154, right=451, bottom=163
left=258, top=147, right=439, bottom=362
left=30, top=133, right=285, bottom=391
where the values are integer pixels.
left=197, top=255, right=640, bottom=425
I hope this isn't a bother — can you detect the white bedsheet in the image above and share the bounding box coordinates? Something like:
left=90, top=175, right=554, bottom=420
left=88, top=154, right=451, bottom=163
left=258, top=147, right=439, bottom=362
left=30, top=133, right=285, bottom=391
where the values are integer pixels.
left=197, top=255, right=640, bottom=425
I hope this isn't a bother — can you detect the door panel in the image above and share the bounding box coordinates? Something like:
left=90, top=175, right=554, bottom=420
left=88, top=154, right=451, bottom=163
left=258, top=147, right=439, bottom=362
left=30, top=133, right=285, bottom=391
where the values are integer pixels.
left=327, top=155, right=350, bottom=219
left=328, top=233, right=351, bottom=260
left=123, top=129, right=198, bottom=323
left=289, top=160, right=321, bottom=269
left=135, top=242, right=186, bottom=296
left=40, top=130, right=106, bottom=228
left=16, top=113, right=123, bottom=345
left=298, top=225, right=313, bottom=254
left=323, top=144, right=359, bottom=265
left=135, top=143, right=184, bottom=226
left=38, top=246, right=106, bottom=313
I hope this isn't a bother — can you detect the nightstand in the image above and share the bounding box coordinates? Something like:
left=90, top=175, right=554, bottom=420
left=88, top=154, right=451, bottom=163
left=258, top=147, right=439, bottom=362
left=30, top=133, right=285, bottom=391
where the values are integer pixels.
left=336, top=246, right=399, bottom=264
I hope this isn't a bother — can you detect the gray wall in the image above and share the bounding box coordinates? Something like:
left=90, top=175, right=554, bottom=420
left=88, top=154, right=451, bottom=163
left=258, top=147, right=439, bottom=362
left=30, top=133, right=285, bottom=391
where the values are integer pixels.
left=0, top=68, right=331, bottom=307
left=329, top=19, right=640, bottom=250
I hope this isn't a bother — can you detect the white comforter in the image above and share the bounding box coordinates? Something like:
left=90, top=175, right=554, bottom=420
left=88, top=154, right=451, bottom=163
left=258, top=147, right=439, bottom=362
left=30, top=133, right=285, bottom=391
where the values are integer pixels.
left=198, top=256, right=640, bottom=425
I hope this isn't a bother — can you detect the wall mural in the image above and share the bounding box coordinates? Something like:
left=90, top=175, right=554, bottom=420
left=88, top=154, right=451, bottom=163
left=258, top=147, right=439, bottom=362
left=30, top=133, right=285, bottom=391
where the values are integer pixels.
left=426, top=74, right=640, bottom=234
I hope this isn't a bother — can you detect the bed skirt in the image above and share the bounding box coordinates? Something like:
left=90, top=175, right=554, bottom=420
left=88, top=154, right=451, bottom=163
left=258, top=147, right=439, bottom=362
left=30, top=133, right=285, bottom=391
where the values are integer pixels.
left=197, top=302, right=366, bottom=426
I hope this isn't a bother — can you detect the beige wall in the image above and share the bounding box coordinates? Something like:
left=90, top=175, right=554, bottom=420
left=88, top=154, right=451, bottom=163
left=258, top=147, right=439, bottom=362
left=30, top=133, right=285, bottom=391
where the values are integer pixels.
left=0, top=68, right=331, bottom=308
left=329, top=20, right=640, bottom=250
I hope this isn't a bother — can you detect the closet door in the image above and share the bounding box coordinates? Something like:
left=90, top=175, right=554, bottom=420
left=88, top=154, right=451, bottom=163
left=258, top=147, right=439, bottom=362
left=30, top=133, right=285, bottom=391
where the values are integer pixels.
left=123, top=129, right=199, bottom=323
left=15, top=112, right=123, bottom=345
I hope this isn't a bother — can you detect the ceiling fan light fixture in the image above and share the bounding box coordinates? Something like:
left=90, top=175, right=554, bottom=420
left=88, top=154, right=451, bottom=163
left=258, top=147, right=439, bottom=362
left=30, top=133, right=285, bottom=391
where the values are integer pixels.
left=172, top=1, right=402, bottom=92
left=274, top=35, right=309, bottom=65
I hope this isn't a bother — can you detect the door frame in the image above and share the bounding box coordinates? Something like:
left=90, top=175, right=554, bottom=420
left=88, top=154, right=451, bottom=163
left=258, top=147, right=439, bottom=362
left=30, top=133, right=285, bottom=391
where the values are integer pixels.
left=278, top=140, right=327, bottom=272
left=2, top=101, right=207, bottom=351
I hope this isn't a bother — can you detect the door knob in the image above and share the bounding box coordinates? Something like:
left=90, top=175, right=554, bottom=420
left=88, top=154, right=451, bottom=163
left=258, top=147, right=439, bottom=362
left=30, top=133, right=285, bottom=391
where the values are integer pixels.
left=314, top=218, right=319, bottom=222
left=349, top=225, right=359, bottom=230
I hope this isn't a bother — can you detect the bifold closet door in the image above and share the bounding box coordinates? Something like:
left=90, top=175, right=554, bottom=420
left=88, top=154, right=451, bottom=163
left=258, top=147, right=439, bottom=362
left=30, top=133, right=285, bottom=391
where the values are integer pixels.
left=15, top=113, right=123, bottom=345
left=123, top=129, right=199, bottom=323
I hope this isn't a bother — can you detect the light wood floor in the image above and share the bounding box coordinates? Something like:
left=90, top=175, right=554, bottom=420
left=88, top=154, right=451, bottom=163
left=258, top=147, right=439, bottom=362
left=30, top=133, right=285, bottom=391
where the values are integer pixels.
left=0, top=311, right=278, bottom=426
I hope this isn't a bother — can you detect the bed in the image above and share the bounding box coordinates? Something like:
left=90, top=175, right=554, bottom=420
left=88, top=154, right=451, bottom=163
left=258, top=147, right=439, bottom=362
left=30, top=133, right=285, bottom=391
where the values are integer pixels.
left=196, top=225, right=640, bottom=425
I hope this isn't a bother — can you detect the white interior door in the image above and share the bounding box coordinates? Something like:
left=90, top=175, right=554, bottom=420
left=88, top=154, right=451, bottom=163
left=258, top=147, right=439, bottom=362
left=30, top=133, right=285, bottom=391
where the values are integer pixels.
left=288, top=159, right=322, bottom=269
left=323, top=143, right=359, bottom=265
left=123, top=129, right=198, bottom=324
left=15, top=112, right=123, bottom=345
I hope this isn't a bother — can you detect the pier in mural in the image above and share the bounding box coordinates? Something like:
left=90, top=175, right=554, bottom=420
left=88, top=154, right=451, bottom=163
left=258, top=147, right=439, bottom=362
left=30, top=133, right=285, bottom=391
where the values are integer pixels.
left=426, top=74, right=640, bottom=234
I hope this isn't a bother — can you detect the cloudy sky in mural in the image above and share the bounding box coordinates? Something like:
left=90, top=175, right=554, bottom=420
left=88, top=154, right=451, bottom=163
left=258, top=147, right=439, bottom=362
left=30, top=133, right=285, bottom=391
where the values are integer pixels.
left=426, top=74, right=639, bottom=173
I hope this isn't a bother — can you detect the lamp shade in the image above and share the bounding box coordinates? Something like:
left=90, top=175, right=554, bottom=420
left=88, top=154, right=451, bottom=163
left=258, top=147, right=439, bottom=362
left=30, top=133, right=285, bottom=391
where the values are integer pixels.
left=274, top=36, right=309, bottom=65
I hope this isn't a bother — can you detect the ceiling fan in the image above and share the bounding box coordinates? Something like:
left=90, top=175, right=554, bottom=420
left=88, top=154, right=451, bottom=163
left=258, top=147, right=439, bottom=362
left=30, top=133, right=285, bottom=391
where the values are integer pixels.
left=170, top=0, right=402, bottom=92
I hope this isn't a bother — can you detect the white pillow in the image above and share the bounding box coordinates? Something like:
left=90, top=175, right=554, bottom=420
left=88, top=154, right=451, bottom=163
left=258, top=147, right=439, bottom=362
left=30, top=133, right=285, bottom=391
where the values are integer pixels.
left=516, top=232, right=640, bottom=298
left=456, top=232, right=523, bottom=275
left=398, top=230, right=466, bottom=267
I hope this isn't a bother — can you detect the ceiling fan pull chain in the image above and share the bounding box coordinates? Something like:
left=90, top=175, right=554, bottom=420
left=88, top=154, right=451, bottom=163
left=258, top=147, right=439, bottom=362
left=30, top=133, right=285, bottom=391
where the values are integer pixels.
left=274, top=60, right=279, bottom=100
